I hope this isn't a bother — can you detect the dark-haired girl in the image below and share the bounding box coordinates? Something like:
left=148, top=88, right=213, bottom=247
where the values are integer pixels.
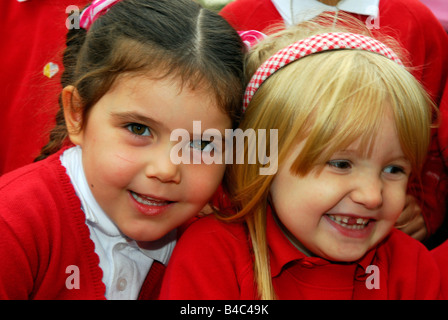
left=0, top=0, right=245, bottom=300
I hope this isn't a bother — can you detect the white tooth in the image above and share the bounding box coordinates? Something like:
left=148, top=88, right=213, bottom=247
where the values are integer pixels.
left=328, top=214, right=369, bottom=230
left=132, top=192, right=167, bottom=206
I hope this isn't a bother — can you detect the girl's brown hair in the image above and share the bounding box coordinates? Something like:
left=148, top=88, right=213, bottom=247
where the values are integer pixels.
left=36, top=0, right=245, bottom=161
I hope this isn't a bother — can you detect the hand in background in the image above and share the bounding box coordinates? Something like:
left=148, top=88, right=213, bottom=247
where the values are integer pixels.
left=395, top=195, right=427, bottom=241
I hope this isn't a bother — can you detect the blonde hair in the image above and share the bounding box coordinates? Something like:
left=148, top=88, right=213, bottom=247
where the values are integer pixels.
left=221, top=19, right=436, bottom=300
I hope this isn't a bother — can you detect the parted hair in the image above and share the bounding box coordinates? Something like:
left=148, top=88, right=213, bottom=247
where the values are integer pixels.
left=36, top=0, right=245, bottom=161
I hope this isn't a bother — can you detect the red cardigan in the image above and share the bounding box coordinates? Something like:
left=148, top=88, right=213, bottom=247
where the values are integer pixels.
left=220, top=0, right=448, bottom=238
left=0, top=150, right=162, bottom=300
left=159, top=210, right=441, bottom=299
left=431, top=240, right=448, bottom=299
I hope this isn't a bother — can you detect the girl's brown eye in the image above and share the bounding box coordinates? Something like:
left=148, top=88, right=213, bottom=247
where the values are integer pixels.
left=126, top=123, right=151, bottom=136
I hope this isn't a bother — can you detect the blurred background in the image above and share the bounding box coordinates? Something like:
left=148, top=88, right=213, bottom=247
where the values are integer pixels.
left=197, top=0, right=233, bottom=11
left=197, top=0, right=446, bottom=32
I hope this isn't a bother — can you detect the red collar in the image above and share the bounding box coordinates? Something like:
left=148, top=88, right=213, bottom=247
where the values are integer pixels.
left=266, top=205, right=377, bottom=278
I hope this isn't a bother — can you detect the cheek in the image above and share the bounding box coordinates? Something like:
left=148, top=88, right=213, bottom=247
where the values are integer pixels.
left=270, top=183, right=315, bottom=237
left=84, top=149, right=139, bottom=191
left=383, top=183, right=408, bottom=220
left=271, top=176, right=334, bottom=217
left=184, top=164, right=226, bottom=200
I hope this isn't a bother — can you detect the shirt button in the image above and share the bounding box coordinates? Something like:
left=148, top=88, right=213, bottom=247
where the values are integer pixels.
left=116, top=278, right=127, bottom=291
left=115, top=243, right=126, bottom=250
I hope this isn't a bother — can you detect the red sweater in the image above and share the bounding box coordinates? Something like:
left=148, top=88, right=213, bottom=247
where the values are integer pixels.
left=220, top=0, right=448, bottom=238
left=0, top=150, right=162, bottom=300
left=160, top=210, right=441, bottom=299
left=431, top=240, right=448, bottom=299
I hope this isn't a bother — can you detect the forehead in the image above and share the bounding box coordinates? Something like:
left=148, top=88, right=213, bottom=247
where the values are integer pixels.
left=336, top=116, right=404, bottom=159
left=100, top=73, right=232, bottom=130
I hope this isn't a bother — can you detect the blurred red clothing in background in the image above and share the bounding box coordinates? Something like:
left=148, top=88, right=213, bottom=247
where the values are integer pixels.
left=0, top=0, right=89, bottom=175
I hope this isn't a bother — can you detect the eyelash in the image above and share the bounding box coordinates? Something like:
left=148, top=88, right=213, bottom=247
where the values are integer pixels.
left=125, top=123, right=151, bottom=137
left=125, top=123, right=215, bottom=152
left=383, top=165, right=406, bottom=175
left=327, top=160, right=352, bottom=170
left=327, top=160, right=407, bottom=175
left=189, top=140, right=214, bottom=152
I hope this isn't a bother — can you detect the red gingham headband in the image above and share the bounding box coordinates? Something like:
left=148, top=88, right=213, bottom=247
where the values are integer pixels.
left=243, top=32, right=403, bottom=112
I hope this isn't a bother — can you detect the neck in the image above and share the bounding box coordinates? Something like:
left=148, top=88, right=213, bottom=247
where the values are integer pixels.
left=317, top=0, right=341, bottom=6
left=272, top=212, right=315, bottom=257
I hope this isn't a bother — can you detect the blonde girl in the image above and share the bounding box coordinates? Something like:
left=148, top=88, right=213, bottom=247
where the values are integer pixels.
left=160, top=21, right=440, bottom=300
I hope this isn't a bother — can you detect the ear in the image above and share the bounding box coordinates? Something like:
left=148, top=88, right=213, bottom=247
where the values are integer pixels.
left=62, top=85, right=84, bottom=146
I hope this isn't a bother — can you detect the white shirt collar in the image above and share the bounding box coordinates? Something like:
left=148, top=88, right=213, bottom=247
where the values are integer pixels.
left=60, top=146, right=119, bottom=236
left=271, top=0, right=379, bottom=26
left=60, top=146, right=175, bottom=265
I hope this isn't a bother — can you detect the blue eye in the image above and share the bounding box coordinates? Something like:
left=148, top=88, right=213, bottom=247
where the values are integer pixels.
left=327, top=160, right=352, bottom=170
left=126, top=123, right=151, bottom=136
left=383, top=165, right=405, bottom=175
left=189, top=140, right=214, bottom=152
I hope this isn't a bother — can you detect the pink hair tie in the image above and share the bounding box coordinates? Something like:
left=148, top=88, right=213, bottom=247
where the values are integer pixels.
left=79, top=0, right=121, bottom=30
left=238, top=30, right=267, bottom=50
left=243, top=32, right=403, bottom=112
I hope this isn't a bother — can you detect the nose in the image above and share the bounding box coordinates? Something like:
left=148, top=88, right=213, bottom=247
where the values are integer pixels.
left=145, top=143, right=181, bottom=184
left=349, top=173, right=383, bottom=210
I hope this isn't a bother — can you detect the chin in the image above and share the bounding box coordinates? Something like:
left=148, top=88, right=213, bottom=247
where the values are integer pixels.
left=132, top=230, right=168, bottom=242
left=321, top=248, right=369, bottom=263
left=119, top=224, right=164, bottom=242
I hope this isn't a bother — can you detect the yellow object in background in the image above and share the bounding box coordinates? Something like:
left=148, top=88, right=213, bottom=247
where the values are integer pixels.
left=43, top=62, right=59, bottom=79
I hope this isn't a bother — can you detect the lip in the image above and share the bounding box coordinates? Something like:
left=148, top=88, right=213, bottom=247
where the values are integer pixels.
left=128, top=190, right=175, bottom=217
left=324, top=213, right=376, bottom=239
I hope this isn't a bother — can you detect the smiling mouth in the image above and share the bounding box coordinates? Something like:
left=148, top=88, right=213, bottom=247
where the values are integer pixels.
left=130, top=191, right=173, bottom=206
left=327, top=214, right=371, bottom=230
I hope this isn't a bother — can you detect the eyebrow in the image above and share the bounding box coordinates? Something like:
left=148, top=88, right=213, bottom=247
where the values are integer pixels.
left=111, top=111, right=228, bottom=141
left=110, top=111, right=163, bottom=127
left=334, top=149, right=411, bottom=164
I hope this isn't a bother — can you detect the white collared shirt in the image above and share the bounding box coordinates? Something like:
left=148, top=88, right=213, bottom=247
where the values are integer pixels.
left=61, top=146, right=176, bottom=300
left=271, top=0, right=379, bottom=26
